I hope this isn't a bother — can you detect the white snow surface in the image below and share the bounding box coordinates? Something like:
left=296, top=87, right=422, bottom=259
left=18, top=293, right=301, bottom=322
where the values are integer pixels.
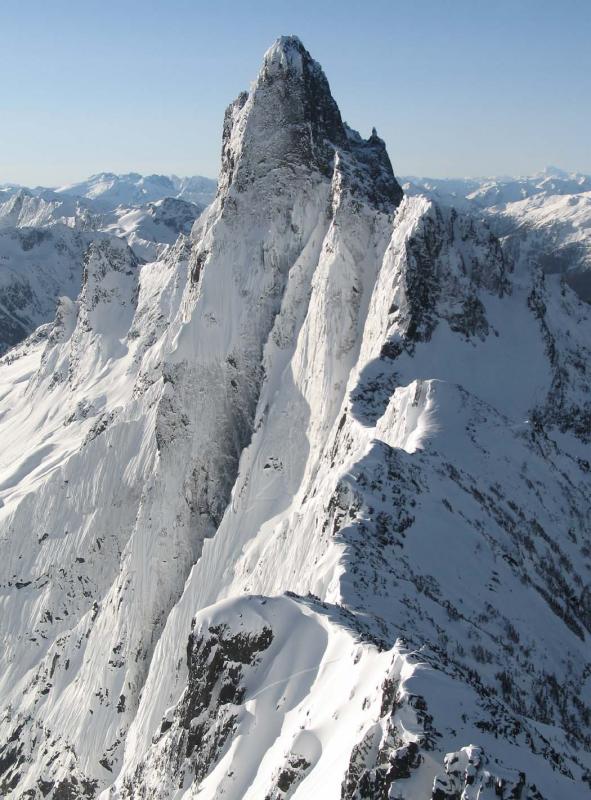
left=0, top=36, right=590, bottom=800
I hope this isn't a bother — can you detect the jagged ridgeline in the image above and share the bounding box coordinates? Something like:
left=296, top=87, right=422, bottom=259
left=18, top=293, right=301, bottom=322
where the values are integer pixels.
left=0, top=35, right=590, bottom=800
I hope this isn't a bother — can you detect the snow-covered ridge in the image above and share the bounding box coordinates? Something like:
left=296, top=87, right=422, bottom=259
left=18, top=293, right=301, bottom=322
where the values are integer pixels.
left=0, top=35, right=590, bottom=800
left=403, top=169, right=591, bottom=301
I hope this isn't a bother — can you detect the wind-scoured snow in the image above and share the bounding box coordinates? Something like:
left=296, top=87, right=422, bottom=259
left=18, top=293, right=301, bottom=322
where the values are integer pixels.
left=0, top=35, right=590, bottom=800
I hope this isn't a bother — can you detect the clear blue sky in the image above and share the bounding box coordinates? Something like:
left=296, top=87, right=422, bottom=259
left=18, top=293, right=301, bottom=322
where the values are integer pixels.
left=1, top=0, right=589, bottom=186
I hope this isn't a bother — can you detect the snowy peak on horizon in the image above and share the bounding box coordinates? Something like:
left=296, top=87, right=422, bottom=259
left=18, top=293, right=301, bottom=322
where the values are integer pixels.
left=1, top=172, right=217, bottom=210
left=401, top=166, right=591, bottom=203
left=539, top=164, right=583, bottom=179
left=54, top=171, right=217, bottom=209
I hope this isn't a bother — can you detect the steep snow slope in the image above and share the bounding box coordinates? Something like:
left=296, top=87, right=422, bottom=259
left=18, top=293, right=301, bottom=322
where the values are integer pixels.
left=0, top=36, right=590, bottom=800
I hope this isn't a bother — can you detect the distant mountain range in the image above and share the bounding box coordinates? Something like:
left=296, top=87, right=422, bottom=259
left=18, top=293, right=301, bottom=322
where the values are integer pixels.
left=1, top=171, right=217, bottom=209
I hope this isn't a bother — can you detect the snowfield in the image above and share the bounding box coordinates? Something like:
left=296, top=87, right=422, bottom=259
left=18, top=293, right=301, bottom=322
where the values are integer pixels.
left=0, top=36, right=590, bottom=800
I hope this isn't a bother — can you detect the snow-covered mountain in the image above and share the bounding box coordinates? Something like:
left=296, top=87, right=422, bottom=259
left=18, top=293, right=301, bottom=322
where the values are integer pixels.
left=403, top=170, right=591, bottom=301
left=54, top=173, right=217, bottom=210
left=0, top=224, right=98, bottom=354
left=0, top=178, right=214, bottom=353
left=100, top=197, right=206, bottom=261
left=403, top=167, right=591, bottom=208
left=0, top=35, right=590, bottom=800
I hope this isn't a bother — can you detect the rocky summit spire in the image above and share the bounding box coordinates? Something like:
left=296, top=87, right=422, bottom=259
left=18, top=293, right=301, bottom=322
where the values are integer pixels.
left=218, top=35, right=403, bottom=211
left=258, top=35, right=349, bottom=173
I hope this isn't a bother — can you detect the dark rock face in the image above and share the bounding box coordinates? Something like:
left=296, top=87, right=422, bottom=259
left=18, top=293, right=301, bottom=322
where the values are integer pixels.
left=0, top=726, right=25, bottom=797
left=146, top=197, right=203, bottom=235
left=264, top=754, right=312, bottom=799
left=121, top=622, right=274, bottom=798
left=219, top=36, right=403, bottom=213
left=180, top=622, right=273, bottom=774
left=252, top=35, right=349, bottom=179
left=219, top=91, right=249, bottom=192
left=18, top=228, right=52, bottom=252
left=431, top=746, right=532, bottom=800
left=400, top=205, right=508, bottom=347
left=527, top=273, right=591, bottom=443
left=0, top=282, right=34, bottom=352
left=39, top=776, right=98, bottom=800
left=339, top=125, right=403, bottom=211
left=342, top=671, right=423, bottom=799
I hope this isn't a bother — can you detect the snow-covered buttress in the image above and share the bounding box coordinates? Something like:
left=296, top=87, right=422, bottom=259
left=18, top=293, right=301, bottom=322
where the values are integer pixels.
left=0, top=36, right=589, bottom=800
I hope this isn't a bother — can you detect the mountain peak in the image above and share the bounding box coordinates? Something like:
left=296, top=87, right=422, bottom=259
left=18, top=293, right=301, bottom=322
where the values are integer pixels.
left=1, top=36, right=591, bottom=800
left=218, top=36, right=402, bottom=211
left=540, top=164, right=570, bottom=178
left=261, top=34, right=309, bottom=76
